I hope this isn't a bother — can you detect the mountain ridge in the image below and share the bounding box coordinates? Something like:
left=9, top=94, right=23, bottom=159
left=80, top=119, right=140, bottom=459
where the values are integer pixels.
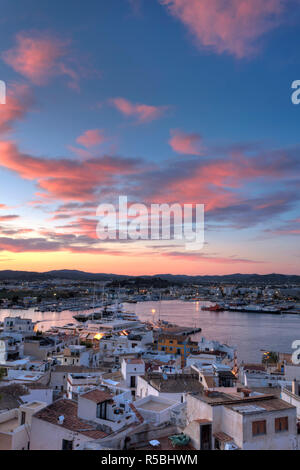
left=0, top=270, right=299, bottom=284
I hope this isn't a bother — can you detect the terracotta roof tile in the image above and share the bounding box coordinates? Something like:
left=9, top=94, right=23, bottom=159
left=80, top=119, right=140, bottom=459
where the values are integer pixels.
left=129, top=403, right=144, bottom=423
left=34, top=399, right=108, bottom=439
left=213, top=431, right=233, bottom=442
left=80, top=389, right=113, bottom=403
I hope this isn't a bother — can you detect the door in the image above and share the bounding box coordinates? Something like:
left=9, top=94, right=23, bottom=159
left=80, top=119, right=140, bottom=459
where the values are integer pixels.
left=200, top=424, right=212, bottom=450
left=130, top=375, right=136, bottom=388
left=62, top=439, right=73, bottom=450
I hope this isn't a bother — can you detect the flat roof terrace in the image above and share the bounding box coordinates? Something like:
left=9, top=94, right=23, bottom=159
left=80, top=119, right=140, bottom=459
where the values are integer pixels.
left=137, top=400, right=171, bottom=412
left=0, top=418, right=19, bottom=433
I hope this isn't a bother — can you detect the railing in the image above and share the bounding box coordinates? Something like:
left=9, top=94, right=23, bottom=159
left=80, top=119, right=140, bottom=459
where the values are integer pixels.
left=282, top=387, right=300, bottom=403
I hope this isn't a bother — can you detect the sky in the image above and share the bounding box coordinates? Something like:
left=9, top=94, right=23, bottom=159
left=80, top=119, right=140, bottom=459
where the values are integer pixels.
left=0, top=0, right=300, bottom=275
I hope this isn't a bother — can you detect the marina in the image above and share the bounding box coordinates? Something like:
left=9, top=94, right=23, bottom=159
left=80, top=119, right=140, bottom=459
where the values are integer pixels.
left=1, top=299, right=300, bottom=362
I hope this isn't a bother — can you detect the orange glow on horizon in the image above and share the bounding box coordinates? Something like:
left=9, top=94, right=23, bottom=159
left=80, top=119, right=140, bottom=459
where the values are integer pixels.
left=0, top=249, right=297, bottom=276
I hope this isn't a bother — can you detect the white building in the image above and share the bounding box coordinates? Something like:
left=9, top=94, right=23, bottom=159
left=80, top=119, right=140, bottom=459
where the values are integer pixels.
left=184, top=390, right=298, bottom=450
left=121, top=358, right=145, bottom=391
left=3, top=317, right=35, bottom=337
left=0, top=333, right=24, bottom=364
left=77, top=387, right=136, bottom=433
left=55, top=345, right=101, bottom=368
left=30, top=399, right=108, bottom=450
left=137, top=373, right=203, bottom=403
left=134, top=395, right=183, bottom=426
left=0, top=401, right=46, bottom=450
left=198, top=337, right=235, bottom=360
left=281, top=379, right=300, bottom=420
left=50, top=365, right=103, bottom=393
left=67, top=372, right=103, bottom=399
left=284, top=364, right=300, bottom=381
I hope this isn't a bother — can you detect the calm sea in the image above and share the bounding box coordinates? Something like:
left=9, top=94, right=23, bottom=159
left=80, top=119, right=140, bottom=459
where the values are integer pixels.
left=1, top=300, right=300, bottom=362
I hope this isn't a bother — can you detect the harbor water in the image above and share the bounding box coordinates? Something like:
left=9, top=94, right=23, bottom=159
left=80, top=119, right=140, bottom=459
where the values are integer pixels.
left=1, top=300, right=300, bottom=362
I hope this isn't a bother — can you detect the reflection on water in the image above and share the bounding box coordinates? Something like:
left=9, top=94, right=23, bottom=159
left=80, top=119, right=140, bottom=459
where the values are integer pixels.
left=1, top=300, right=299, bottom=362
left=127, top=301, right=300, bottom=362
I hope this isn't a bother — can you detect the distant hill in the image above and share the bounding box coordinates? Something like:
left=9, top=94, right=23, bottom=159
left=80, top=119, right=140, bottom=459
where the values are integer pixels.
left=0, top=270, right=129, bottom=282
left=0, top=270, right=299, bottom=284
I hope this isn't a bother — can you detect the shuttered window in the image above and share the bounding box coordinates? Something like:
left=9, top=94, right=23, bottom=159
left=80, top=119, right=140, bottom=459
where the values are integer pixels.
left=275, top=417, right=288, bottom=432
left=252, top=420, right=267, bottom=436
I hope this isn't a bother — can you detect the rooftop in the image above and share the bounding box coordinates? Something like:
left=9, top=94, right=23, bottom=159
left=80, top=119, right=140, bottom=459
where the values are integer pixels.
left=213, top=431, right=233, bottom=443
left=136, top=399, right=172, bottom=412
left=0, top=418, right=19, bottom=433
left=53, top=365, right=103, bottom=373
left=226, top=398, right=296, bottom=414
left=80, top=389, right=113, bottom=403
left=125, top=358, right=144, bottom=365
left=193, top=391, right=296, bottom=412
left=34, top=399, right=108, bottom=439
left=144, top=373, right=204, bottom=393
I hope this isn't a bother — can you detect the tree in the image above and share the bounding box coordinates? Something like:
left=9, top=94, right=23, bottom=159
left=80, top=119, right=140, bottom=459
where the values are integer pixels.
left=262, top=351, right=278, bottom=364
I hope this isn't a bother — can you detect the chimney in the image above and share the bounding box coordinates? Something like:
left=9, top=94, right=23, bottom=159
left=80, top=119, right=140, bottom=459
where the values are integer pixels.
left=292, top=379, right=299, bottom=396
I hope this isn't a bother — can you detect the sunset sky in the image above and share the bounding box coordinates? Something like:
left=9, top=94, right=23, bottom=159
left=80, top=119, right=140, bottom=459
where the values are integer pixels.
left=0, top=0, right=300, bottom=275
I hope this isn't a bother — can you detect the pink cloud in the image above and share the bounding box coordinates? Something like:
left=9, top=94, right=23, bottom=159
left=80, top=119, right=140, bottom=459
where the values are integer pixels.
left=0, top=236, right=62, bottom=253
left=110, top=97, right=168, bottom=123
left=2, top=31, right=79, bottom=87
left=137, top=147, right=300, bottom=212
left=0, top=140, right=140, bottom=202
left=0, top=215, right=19, bottom=221
left=160, top=0, right=286, bottom=58
left=76, top=129, right=107, bottom=148
left=68, top=146, right=93, bottom=160
left=0, top=227, right=33, bottom=236
left=0, top=84, right=32, bottom=134
left=169, top=129, right=204, bottom=155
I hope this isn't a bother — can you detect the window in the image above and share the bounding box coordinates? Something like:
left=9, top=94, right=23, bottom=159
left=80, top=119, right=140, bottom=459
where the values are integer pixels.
left=21, top=411, right=26, bottom=425
left=252, top=420, right=266, bottom=436
left=62, top=439, right=73, bottom=450
left=275, top=417, right=288, bottom=433
left=96, top=401, right=107, bottom=420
